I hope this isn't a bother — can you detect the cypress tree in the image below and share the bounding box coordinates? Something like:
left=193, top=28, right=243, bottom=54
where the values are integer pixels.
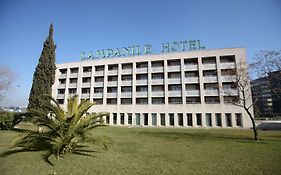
left=27, top=24, right=56, bottom=111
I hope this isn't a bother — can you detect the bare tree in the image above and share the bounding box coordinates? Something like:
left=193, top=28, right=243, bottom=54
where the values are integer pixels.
left=220, top=64, right=258, bottom=140
left=0, top=65, right=15, bottom=101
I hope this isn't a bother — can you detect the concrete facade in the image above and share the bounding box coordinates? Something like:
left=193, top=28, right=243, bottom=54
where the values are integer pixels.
left=52, top=47, right=253, bottom=128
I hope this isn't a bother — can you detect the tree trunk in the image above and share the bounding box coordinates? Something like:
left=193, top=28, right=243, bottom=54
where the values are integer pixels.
left=245, top=108, right=258, bottom=140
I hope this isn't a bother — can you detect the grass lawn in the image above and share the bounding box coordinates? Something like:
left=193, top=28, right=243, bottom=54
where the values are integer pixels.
left=0, top=125, right=281, bottom=175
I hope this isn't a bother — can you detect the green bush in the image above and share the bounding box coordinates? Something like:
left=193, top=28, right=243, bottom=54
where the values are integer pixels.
left=0, top=111, right=24, bottom=130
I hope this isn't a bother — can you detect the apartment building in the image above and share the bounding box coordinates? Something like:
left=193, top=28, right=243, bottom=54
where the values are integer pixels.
left=52, top=48, right=253, bottom=128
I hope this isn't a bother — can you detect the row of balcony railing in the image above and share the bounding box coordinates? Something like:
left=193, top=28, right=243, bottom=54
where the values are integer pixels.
left=59, top=62, right=236, bottom=78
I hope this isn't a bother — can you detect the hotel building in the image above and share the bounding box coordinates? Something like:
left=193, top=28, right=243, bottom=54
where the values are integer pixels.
left=52, top=47, right=253, bottom=128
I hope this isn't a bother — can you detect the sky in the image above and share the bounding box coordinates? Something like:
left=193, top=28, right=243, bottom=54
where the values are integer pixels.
left=0, top=0, right=281, bottom=107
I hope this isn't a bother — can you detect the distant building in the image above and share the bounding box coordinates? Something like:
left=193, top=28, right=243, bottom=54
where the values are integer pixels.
left=52, top=48, right=253, bottom=128
left=251, top=70, right=281, bottom=114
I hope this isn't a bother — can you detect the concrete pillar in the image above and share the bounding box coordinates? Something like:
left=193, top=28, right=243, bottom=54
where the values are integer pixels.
left=140, top=113, right=144, bottom=126
left=124, top=113, right=128, bottom=126
left=211, top=113, right=216, bottom=127
left=156, top=113, right=161, bottom=126
left=148, top=113, right=152, bottom=126
left=165, top=113, right=169, bottom=126
left=232, top=113, right=236, bottom=128
left=183, top=113, right=188, bottom=127
left=117, top=113, right=120, bottom=125
left=202, top=113, right=206, bottom=127
left=192, top=113, right=197, bottom=127
left=174, top=113, right=178, bottom=127
left=221, top=113, right=226, bottom=127
left=109, top=113, right=113, bottom=125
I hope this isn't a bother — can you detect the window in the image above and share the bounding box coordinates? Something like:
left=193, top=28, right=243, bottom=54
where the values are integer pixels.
left=184, top=58, right=198, bottom=65
left=57, top=89, right=65, bottom=94
left=160, top=113, right=165, bottom=126
left=135, top=113, right=141, bottom=125
left=186, top=97, right=201, bottom=104
left=152, top=60, right=164, bottom=67
left=168, top=59, right=180, bottom=66
left=136, top=86, right=148, bottom=92
left=59, top=69, right=67, bottom=74
left=120, top=113, right=124, bottom=125
left=136, top=74, right=148, bottom=80
left=205, top=96, right=220, bottom=104
left=93, top=98, right=103, bottom=105
left=95, top=65, right=104, bottom=72
left=152, top=97, right=165, bottom=104
left=83, top=66, right=92, bottom=73
left=69, top=78, right=77, bottom=84
left=113, top=113, right=117, bottom=124
left=215, top=113, right=222, bottom=127
left=136, top=98, right=148, bottom=104
left=108, top=75, right=118, bottom=81
left=108, top=64, right=118, bottom=71
left=107, top=98, right=117, bottom=104
left=178, top=113, right=183, bottom=126
left=128, top=113, right=132, bottom=125
left=152, top=113, right=157, bottom=126
left=187, top=113, right=192, bottom=126
left=94, top=87, right=103, bottom=93
left=70, top=68, right=78, bottom=74
left=205, top=113, right=212, bottom=127
left=121, top=86, right=132, bottom=92
left=105, top=115, right=109, bottom=124
left=169, top=97, right=182, bottom=104
left=202, top=56, right=216, bottom=64
left=122, top=63, right=133, bottom=69
left=225, top=113, right=232, bottom=127
left=235, top=113, right=242, bottom=127
left=196, top=113, right=202, bottom=126
left=82, top=77, right=91, bottom=83
left=220, top=55, right=235, bottom=63
left=121, top=98, right=132, bottom=104
left=59, top=79, right=66, bottom=84
left=68, top=88, right=77, bottom=94
left=82, top=88, right=90, bottom=94
left=57, top=99, right=64, bottom=104
left=144, top=113, right=148, bottom=125
left=169, top=113, right=174, bottom=126
left=152, top=73, right=164, bottom=79
left=168, top=84, right=182, bottom=91
left=136, top=62, right=148, bottom=68
left=95, top=77, right=104, bottom=82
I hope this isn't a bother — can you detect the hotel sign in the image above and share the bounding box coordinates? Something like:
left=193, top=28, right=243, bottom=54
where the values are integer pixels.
left=80, top=40, right=205, bottom=60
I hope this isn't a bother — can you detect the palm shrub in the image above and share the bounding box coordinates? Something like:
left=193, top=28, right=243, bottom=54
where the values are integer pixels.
left=9, top=95, right=112, bottom=164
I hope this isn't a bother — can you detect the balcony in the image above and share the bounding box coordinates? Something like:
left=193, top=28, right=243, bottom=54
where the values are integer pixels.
left=58, top=84, right=66, bottom=89
left=82, top=82, right=91, bottom=87
left=136, top=92, right=148, bottom=97
left=220, top=62, right=235, bottom=69
left=136, top=79, right=148, bottom=85
left=168, top=91, right=182, bottom=97
left=168, top=78, right=181, bottom=84
left=203, top=76, right=218, bottom=83
left=136, top=68, right=148, bottom=74
left=151, top=79, right=164, bottom=85
left=56, top=94, right=65, bottom=99
left=94, top=82, right=104, bottom=87
left=121, top=69, right=132, bottom=74
left=107, top=92, right=117, bottom=98
left=151, top=91, right=165, bottom=97
left=68, top=83, right=77, bottom=88
left=221, top=75, right=236, bottom=82
left=121, top=92, right=132, bottom=98
left=184, top=64, right=198, bottom=71
left=202, top=64, right=216, bottom=70
left=151, top=67, right=164, bottom=73
left=69, top=73, right=78, bottom=78
left=94, top=71, right=104, bottom=76
left=107, top=81, right=118, bottom=86
left=185, top=77, right=199, bottom=84
left=81, top=93, right=90, bottom=99
left=204, top=90, right=219, bottom=96
left=107, top=70, right=118, bottom=75
left=167, top=65, right=181, bottom=72
left=185, top=90, right=200, bottom=97
left=93, top=93, right=103, bottom=98
left=59, top=74, right=67, bottom=78
left=121, top=80, right=133, bottom=86
left=82, top=72, right=91, bottom=77
left=223, top=89, right=238, bottom=96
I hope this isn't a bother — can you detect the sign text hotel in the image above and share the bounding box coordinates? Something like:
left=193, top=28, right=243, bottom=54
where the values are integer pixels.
left=80, top=40, right=205, bottom=60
